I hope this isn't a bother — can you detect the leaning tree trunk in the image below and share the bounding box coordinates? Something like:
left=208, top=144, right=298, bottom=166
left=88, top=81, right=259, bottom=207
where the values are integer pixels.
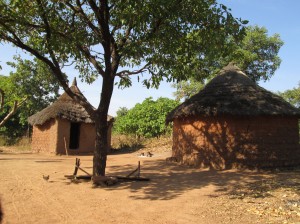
left=93, top=75, right=115, bottom=176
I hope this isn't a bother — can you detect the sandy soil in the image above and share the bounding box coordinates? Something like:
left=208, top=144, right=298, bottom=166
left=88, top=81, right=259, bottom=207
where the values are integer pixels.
left=0, top=147, right=300, bottom=224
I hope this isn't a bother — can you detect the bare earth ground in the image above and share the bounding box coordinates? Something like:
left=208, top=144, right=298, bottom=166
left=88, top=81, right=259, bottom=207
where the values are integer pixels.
left=1, top=147, right=300, bottom=224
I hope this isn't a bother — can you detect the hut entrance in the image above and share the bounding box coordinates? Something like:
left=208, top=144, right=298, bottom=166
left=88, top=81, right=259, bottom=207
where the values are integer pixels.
left=69, top=122, right=80, bottom=149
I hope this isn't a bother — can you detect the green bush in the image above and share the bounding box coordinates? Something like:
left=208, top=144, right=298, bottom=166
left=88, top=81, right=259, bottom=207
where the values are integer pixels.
left=114, top=97, right=179, bottom=138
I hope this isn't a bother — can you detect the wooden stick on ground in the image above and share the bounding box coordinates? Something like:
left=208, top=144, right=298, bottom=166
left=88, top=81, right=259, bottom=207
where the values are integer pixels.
left=126, top=161, right=141, bottom=178
left=77, top=166, right=92, bottom=177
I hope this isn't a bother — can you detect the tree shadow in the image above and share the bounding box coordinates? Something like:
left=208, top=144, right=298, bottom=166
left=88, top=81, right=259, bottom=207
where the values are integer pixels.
left=222, top=169, right=300, bottom=200
left=173, top=116, right=300, bottom=170
left=103, top=159, right=283, bottom=201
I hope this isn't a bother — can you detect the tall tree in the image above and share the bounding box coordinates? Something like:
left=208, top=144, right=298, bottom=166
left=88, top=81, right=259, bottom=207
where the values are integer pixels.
left=7, top=56, right=61, bottom=124
left=278, top=84, right=300, bottom=108
left=0, top=0, right=247, bottom=176
left=173, top=25, right=284, bottom=100
left=0, top=76, right=26, bottom=128
left=0, top=57, right=60, bottom=137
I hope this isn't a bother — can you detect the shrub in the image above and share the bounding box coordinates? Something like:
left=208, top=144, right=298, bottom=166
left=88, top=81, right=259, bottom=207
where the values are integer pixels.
left=114, top=97, right=179, bottom=138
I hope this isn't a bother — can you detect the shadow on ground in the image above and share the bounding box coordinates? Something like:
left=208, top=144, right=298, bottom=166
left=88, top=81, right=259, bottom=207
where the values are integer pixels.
left=101, top=159, right=294, bottom=201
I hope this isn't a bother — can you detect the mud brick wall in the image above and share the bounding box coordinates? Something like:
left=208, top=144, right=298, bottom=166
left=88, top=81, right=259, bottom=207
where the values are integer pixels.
left=172, top=115, right=300, bottom=169
left=56, top=119, right=113, bottom=155
left=56, top=119, right=71, bottom=154
left=31, top=119, right=58, bottom=153
left=32, top=118, right=113, bottom=155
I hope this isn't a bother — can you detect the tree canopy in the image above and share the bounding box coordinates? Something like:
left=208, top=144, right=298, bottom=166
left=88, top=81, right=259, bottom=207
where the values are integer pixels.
left=0, top=0, right=247, bottom=175
left=0, top=75, right=25, bottom=128
left=114, top=97, right=179, bottom=138
left=0, top=57, right=60, bottom=139
left=173, top=25, right=284, bottom=100
left=278, top=84, right=300, bottom=108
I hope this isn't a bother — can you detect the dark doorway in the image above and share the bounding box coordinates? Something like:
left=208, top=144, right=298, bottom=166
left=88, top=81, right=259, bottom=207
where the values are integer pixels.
left=69, top=122, right=80, bottom=149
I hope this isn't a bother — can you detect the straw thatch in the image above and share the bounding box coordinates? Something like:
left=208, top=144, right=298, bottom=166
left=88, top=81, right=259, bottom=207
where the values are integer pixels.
left=28, top=78, right=113, bottom=126
left=166, top=63, right=300, bottom=123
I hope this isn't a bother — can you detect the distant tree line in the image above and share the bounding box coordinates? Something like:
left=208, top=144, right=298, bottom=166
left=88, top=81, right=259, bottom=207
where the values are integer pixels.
left=114, top=97, right=179, bottom=138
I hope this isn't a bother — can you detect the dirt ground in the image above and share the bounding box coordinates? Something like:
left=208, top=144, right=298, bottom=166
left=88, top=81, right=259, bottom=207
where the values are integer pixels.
left=1, top=147, right=300, bottom=224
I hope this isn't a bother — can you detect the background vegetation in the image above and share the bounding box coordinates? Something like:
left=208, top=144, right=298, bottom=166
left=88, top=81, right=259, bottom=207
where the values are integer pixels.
left=113, top=97, right=179, bottom=138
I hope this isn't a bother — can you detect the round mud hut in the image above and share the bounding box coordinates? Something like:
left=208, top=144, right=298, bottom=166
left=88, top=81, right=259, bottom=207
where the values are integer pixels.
left=28, top=78, right=114, bottom=155
left=166, top=64, right=300, bottom=169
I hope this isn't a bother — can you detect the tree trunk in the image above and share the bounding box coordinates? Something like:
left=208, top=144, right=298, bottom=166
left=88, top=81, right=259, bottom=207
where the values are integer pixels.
left=93, top=75, right=115, bottom=176
left=93, top=118, right=108, bottom=176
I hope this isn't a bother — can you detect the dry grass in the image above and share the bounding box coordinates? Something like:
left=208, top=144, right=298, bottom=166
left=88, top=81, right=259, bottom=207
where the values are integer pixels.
left=0, top=136, right=31, bottom=152
left=14, top=136, right=31, bottom=151
left=111, top=134, right=172, bottom=153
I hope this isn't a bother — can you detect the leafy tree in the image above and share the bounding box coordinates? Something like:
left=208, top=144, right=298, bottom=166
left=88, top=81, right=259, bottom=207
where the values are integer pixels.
left=114, top=97, right=179, bottom=138
left=0, top=0, right=247, bottom=176
left=229, top=26, right=283, bottom=82
left=173, top=25, right=284, bottom=100
left=278, top=84, right=300, bottom=108
left=116, top=107, right=128, bottom=117
left=0, top=57, right=60, bottom=138
left=7, top=57, right=61, bottom=124
left=0, top=75, right=26, bottom=128
left=172, top=77, right=205, bottom=101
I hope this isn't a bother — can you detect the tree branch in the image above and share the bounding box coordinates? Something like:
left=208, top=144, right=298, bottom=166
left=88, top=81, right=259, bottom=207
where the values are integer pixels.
left=0, top=88, right=4, bottom=111
left=64, top=0, right=102, bottom=38
left=0, top=22, right=95, bottom=118
left=0, top=97, right=27, bottom=128
left=116, top=63, right=150, bottom=77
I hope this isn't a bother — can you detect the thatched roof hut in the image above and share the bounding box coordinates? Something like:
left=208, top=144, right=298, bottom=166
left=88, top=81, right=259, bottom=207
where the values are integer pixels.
left=167, top=64, right=300, bottom=169
left=28, top=78, right=114, bottom=155
left=167, top=64, right=300, bottom=122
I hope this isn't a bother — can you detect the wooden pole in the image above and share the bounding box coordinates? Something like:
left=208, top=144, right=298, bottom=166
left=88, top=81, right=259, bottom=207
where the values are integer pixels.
left=138, top=161, right=140, bottom=178
left=73, top=158, right=80, bottom=176
left=64, top=137, right=69, bottom=156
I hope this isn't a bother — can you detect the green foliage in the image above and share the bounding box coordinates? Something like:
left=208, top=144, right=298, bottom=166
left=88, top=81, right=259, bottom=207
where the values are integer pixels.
left=7, top=56, right=61, bottom=123
left=278, top=85, right=300, bottom=108
left=0, top=57, right=60, bottom=139
left=229, top=26, right=283, bottom=82
left=172, top=77, right=205, bottom=101
left=116, top=107, right=129, bottom=117
left=173, top=25, right=284, bottom=101
left=0, top=0, right=247, bottom=88
left=114, top=97, right=179, bottom=138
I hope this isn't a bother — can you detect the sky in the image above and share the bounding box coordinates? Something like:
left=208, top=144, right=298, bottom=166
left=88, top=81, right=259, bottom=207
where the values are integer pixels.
left=0, top=0, right=299, bottom=116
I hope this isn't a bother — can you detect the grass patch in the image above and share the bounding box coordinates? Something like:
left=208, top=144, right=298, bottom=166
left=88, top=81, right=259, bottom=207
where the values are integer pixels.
left=111, top=134, right=172, bottom=154
left=111, top=134, right=144, bottom=153
left=14, top=136, right=31, bottom=151
left=0, top=135, right=31, bottom=152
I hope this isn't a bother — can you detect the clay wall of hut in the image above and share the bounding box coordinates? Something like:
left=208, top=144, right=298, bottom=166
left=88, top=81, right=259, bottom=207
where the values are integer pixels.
left=31, top=118, right=113, bottom=155
left=31, top=118, right=58, bottom=154
left=56, top=119, right=112, bottom=154
left=56, top=119, right=95, bottom=154
left=172, top=115, right=300, bottom=169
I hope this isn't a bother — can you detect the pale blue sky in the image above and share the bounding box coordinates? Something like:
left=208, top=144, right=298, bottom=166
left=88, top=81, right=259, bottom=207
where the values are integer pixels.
left=0, top=0, right=299, bottom=116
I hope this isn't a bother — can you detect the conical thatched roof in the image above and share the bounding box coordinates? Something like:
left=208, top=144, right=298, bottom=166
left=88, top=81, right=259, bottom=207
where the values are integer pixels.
left=28, top=78, right=113, bottom=126
left=166, top=63, right=300, bottom=123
